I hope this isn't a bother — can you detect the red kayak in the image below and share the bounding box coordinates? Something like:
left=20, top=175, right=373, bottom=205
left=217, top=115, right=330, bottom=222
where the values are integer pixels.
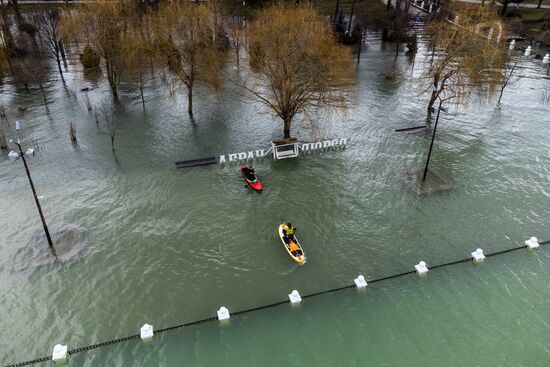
left=241, top=166, right=262, bottom=192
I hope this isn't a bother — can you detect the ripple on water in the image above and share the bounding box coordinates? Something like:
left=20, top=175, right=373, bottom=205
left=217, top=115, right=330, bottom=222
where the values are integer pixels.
left=1, top=31, right=550, bottom=366
left=11, top=224, right=88, bottom=273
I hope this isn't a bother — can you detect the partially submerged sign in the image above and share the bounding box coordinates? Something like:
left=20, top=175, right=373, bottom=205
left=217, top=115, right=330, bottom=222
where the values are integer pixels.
left=218, top=138, right=347, bottom=163
left=175, top=138, right=348, bottom=169
left=219, top=149, right=267, bottom=163
left=299, top=138, right=347, bottom=152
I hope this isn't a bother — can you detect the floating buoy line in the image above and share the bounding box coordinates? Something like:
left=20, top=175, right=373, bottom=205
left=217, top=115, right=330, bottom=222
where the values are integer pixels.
left=5, top=237, right=548, bottom=367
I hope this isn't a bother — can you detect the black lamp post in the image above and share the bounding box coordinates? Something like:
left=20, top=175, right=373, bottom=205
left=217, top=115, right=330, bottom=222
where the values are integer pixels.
left=422, top=92, right=454, bottom=181
left=8, top=121, right=56, bottom=256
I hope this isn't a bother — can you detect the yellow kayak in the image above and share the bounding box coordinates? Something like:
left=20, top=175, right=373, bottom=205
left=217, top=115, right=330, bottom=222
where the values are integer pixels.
left=278, top=224, right=306, bottom=264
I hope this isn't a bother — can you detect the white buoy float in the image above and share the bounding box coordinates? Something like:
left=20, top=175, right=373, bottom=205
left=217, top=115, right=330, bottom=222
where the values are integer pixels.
left=52, top=344, right=68, bottom=364
left=509, top=40, right=516, bottom=50
left=140, top=324, right=153, bottom=341
left=471, top=248, right=485, bottom=263
left=524, top=46, right=532, bottom=57
left=217, top=306, right=230, bottom=321
left=288, top=290, right=302, bottom=304
left=354, top=275, right=368, bottom=288
left=415, top=261, right=428, bottom=275
left=543, top=54, right=550, bottom=64
left=525, top=237, right=539, bottom=250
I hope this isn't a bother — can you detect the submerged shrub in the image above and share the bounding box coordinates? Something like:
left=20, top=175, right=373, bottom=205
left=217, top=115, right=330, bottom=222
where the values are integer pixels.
left=80, top=45, right=100, bottom=69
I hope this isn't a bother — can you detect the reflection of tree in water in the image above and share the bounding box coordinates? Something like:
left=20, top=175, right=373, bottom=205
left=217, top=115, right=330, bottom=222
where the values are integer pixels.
left=83, top=67, right=102, bottom=85
left=378, top=64, right=406, bottom=95
left=12, top=224, right=88, bottom=273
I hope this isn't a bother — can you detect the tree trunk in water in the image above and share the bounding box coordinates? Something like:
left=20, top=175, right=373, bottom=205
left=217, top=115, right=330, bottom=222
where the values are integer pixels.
left=382, top=27, right=389, bottom=42
left=283, top=118, right=291, bottom=139
left=1, top=21, right=16, bottom=75
left=59, top=40, right=68, bottom=70
left=537, top=0, right=542, bottom=8
left=5, top=50, right=14, bottom=75
left=111, top=84, right=118, bottom=99
left=187, top=85, right=193, bottom=116
left=55, top=51, right=65, bottom=83
left=0, top=127, right=7, bottom=150
left=497, top=84, right=505, bottom=104
left=140, top=86, right=146, bottom=110
left=427, top=91, right=437, bottom=111
left=428, top=75, right=439, bottom=111
left=347, top=0, right=355, bottom=34
left=334, top=0, right=340, bottom=20
left=395, top=34, right=399, bottom=58
left=11, top=0, right=23, bottom=25
left=357, top=31, right=363, bottom=64
left=39, top=82, right=48, bottom=110
left=106, top=62, right=118, bottom=98
left=500, top=0, right=508, bottom=15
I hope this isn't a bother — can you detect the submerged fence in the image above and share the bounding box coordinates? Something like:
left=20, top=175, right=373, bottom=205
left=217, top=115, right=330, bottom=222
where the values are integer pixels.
left=5, top=238, right=550, bottom=367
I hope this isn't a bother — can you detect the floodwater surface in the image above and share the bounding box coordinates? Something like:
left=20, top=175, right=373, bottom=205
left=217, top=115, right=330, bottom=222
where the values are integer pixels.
left=0, top=30, right=549, bottom=366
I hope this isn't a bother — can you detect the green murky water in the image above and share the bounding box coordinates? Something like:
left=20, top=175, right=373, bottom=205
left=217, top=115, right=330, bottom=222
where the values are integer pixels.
left=1, top=30, right=549, bottom=365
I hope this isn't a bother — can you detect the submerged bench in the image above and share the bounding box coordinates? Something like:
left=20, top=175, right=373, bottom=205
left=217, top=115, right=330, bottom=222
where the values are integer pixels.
left=175, top=156, right=218, bottom=170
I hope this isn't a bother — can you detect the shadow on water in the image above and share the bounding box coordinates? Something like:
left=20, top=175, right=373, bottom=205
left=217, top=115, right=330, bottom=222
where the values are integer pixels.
left=11, top=224, right=88, bottom=273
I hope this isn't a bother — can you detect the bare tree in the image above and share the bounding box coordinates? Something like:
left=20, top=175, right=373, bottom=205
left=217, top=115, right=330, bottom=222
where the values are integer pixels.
left=0, top=6, right=16, bottom=74
left=387, top=8, right=411, bottom=58
left=0, top=104, right=10, bottom=149
left=61, top=1, right=127, bottom=98
left=96, top=103, right=116, bottom=153
left=81, top=90, right=93, bottom=112
left=496, top=55, right=521, bottom=104
left=33, top=9, right=66, bottom=82
left=68, top=120, right=77, bottom=143
left=424, top=7, right=507, bottom=111
left=0, top=118, right=7, bottom=149
left=125, top=30, right=153, bottom=110
left=225, top=14, right=246, bottom=67
left=241, top=4, right=353, bottom=139
left=12, top=33, right=50, bottom=111
left=153, top=1, right=226, bottom=116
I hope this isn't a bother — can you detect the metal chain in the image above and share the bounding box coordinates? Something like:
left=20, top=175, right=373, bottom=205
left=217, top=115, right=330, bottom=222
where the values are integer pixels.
left=6, top=240, right=549, bottom=367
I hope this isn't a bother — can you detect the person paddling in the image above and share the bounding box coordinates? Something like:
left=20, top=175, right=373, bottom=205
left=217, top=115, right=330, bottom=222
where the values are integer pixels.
left=244, top=166, right=256, bottom=181
left=248, top=166, right=256, bottom=182
left=283, top=222, right=297, bottom=244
